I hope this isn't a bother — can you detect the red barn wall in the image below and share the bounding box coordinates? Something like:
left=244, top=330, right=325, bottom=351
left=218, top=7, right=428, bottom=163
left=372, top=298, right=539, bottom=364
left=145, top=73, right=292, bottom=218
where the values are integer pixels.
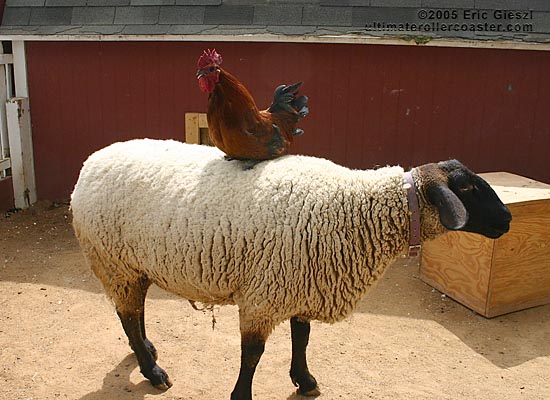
left=0, top=178, right=13, bottom=210
left=0, top=1, right=5, bottom=23
left=25, top=41, right=550, bottom=201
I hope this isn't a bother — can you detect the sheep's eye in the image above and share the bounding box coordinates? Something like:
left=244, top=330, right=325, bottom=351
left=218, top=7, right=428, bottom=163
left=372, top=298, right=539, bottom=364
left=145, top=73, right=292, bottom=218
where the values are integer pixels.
left=459, top=184, right=474, bottom=193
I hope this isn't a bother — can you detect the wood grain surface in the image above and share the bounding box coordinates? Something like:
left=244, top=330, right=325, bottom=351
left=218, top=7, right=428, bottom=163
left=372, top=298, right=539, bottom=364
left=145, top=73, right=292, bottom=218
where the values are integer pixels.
left=488, top=201, right=550, bottom=317
left=421, top=231, right=494, bottom=316
left=480, top=172, right=550, bottom=204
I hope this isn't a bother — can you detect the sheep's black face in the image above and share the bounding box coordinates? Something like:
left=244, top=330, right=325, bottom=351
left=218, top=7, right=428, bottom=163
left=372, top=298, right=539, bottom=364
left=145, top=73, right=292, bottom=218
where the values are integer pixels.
left=439, top=160, right=512, bottom=239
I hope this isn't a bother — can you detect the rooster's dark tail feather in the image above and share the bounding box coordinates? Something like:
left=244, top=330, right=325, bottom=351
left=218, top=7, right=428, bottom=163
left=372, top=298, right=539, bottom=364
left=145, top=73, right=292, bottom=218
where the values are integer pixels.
left=268, top=82, right=309, bottom=121
left=292, top=95, right=309, bottom=120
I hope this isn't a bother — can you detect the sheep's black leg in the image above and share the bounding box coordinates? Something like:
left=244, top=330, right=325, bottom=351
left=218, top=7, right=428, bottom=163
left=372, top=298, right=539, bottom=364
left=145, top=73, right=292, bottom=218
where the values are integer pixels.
left=290, top=317, right=320, bottom=396
left=139, top=310, right=158, bottom=361
left=231, top=314, right=270, bottom=400
left=231, top=332, right=265, bottom=400
left=113, top=276, right=171, bottom=390
left=117, top=310, right=171, bottom=390
left=135, top=277, right=158, bottom=360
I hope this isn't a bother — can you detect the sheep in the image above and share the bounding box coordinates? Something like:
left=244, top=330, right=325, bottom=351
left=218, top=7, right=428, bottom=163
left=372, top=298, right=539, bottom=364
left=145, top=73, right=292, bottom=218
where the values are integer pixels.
left=70, top=139, right=511, bottom=400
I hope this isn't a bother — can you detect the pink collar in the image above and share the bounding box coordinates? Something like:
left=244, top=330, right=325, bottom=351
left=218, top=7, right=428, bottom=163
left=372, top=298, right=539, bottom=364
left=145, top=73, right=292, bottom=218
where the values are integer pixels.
left=403, top=171, right=421, bottom=256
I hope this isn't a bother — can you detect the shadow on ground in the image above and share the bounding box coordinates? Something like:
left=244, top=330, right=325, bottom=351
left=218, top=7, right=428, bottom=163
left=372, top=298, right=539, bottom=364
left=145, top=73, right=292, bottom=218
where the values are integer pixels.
left=78, top=354, right=164, bottom=400
left=356, top=255, right=550, bottom=369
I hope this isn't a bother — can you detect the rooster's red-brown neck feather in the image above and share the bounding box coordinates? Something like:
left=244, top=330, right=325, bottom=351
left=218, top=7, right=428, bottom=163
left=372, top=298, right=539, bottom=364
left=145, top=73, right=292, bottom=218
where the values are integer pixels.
left=208, top=69, right=261, bottom=129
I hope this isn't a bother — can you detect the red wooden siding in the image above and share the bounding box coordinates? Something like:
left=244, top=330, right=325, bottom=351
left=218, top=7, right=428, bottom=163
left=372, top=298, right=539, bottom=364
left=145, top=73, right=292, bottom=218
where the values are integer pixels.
left=25, top=41, right=550, bottom=201
left=0, top=1, right=5, bottom=24
left=0, top=178, right=12, bottom=210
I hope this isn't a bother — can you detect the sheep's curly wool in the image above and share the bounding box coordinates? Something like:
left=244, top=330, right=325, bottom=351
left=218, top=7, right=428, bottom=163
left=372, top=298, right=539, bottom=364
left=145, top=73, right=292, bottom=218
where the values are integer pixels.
left=71, top=139, right=410, bottom=329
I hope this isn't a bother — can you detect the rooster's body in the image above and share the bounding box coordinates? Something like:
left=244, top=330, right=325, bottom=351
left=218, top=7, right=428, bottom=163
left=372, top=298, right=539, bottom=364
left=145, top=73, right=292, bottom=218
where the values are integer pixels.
left=197, top=50, right=309, bottom=164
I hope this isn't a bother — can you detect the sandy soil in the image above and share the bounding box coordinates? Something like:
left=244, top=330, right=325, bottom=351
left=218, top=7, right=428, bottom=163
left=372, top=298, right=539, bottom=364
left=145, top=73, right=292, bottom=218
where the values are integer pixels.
left=1, top=202, right=550, bottom=400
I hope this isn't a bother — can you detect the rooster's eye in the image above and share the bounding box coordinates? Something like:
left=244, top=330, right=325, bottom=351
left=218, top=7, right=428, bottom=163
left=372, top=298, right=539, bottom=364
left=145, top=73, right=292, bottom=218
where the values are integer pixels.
left=209, top=66, right=215, bottom=72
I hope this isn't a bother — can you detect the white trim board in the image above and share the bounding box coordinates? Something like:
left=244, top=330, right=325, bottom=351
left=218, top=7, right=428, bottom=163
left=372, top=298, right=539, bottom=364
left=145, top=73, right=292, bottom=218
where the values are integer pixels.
left=0, top=158, right=9, bottom=171
left=0, top=33, right=548, bottom=51
left=7, top=98, right=36, bottom=209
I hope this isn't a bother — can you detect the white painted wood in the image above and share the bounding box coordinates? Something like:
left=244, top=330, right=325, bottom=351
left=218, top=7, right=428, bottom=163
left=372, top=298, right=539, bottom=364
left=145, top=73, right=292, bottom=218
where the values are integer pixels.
left=0, top=54, right=13, bottom=65
left=0, top=158, right=10, bottom=171
left=12, top=41, right=28, bottom=98
left=6, top=41, right=36, bottom=208
left=0, top=34, right=549, bottom=52
left=7, top=98, right=36, bottom=209
left=0, top=47, right=12, bottom=181
left=0, top=64, right=10, bottom=160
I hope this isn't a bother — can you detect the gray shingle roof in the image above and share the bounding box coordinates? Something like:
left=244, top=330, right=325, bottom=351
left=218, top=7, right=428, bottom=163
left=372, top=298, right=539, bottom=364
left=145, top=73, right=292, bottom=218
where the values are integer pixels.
left=1, top=0, right=549, bottom=44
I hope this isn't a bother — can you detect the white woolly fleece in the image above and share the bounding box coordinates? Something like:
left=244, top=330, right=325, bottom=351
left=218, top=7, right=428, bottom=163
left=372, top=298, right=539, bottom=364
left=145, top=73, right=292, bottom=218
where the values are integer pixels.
left=71, top=139, right=410, bottom=331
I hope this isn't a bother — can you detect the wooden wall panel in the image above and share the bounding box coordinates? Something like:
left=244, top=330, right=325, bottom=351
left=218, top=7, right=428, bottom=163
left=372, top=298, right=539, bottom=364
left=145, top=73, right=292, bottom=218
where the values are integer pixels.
left=421, top=231, right=494, bottom=315
left=489, top=202, right=550, bottom=316
left=24, top=41, right=550, bottom=201
left=0, top=1, right=5, bottom=24
left=0, top=177, right=13, bottom=210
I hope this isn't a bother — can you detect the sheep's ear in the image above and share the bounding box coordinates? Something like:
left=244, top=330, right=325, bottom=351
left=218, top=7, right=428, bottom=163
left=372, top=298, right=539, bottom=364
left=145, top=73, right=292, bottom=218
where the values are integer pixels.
left=428, top=184, right=468, bottom=230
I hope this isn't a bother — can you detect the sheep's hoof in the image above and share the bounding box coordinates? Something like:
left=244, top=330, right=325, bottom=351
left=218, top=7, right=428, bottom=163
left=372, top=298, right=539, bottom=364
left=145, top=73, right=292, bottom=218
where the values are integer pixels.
left=144, top=365, right=173, bottom=391
left=291, top=374, right=320, bottom=397
left=298, top=386, right=321, bottom=397
left=153, top=381, right=172, bottom=391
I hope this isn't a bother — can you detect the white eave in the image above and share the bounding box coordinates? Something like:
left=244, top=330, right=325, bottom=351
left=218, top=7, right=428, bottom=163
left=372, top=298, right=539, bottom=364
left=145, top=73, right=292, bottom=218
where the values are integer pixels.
left=0, top=32, right=549, bottom=52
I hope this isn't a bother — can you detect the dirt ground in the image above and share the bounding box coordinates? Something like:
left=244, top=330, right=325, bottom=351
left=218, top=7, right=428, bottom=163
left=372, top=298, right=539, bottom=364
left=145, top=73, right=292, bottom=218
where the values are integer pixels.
left=1, top=202, right=550, bottom=400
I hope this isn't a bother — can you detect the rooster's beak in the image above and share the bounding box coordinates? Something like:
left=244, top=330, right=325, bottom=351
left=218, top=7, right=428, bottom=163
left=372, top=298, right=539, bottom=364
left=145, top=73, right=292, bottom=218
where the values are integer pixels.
left=196, top=69, right=206, bottom=79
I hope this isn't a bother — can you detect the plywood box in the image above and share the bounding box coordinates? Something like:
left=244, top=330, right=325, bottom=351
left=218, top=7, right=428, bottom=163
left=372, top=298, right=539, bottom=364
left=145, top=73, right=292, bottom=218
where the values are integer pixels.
left=185, top=113, right=213, bottom=146
left=420, top=172, right=550, bottom=318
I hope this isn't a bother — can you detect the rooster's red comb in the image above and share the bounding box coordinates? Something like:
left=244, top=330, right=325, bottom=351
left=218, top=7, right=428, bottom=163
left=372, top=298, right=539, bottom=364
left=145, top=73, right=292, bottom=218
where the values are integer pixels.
left=197, top=49, right=222, bottom=69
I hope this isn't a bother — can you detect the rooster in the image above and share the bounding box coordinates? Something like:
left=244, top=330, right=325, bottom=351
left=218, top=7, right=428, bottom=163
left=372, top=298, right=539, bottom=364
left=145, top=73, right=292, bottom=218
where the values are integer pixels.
left=196, top=49, right=309, bottom=168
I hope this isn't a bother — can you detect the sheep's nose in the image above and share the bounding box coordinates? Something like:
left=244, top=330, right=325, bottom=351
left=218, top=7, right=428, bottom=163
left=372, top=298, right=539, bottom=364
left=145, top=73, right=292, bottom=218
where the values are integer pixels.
left=502, top=208, right=512, bottom=223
